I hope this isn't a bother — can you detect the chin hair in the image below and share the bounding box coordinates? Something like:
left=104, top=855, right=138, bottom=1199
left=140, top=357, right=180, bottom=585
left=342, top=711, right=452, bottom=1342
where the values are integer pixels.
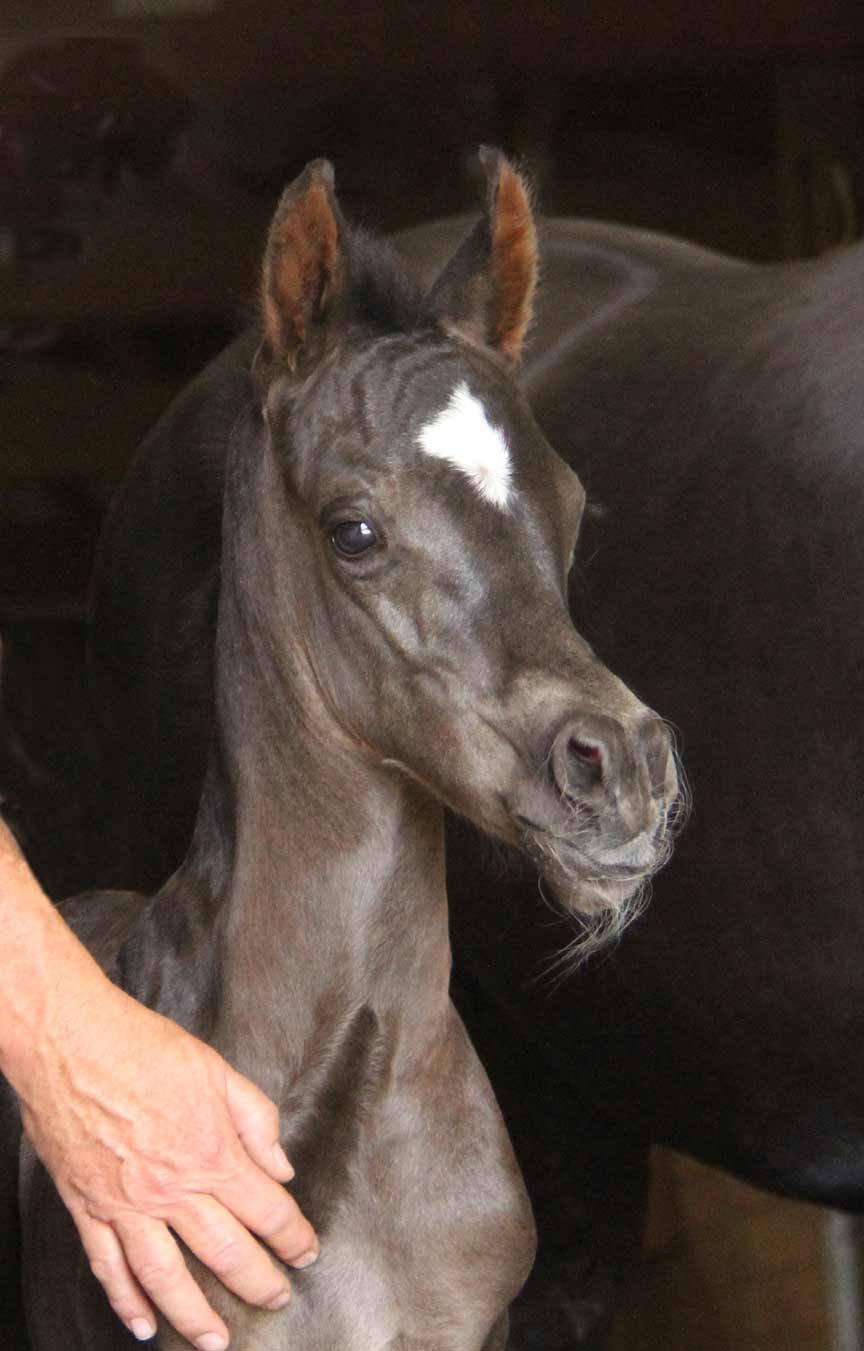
left=524, top=829, right=658, bottom=981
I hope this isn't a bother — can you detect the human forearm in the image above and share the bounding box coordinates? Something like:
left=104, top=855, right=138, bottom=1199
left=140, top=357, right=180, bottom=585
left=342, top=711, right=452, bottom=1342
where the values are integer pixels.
left=0, top=819, right=111, bottom=1099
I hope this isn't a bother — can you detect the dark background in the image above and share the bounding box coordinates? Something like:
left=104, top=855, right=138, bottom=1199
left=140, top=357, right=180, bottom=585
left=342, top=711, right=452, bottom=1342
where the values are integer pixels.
left=3, top=1, right=864, bottom=615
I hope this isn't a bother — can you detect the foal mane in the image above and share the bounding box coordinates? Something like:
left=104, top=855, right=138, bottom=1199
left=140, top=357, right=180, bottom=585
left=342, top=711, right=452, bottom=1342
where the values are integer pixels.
left=339, top=227, right=439, bottom=338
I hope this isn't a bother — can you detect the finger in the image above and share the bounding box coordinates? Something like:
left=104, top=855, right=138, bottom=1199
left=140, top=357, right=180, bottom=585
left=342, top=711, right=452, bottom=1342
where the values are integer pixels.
left=169, top=1195, right=292, bottom=1310
left=217, top=1167, right=319, bottom=1268
left=223, top=1065, right=294, bottom=1181
left=113, top=1213, right=230, bottom=1351
left=75, top=1211, right=157, bottom=1342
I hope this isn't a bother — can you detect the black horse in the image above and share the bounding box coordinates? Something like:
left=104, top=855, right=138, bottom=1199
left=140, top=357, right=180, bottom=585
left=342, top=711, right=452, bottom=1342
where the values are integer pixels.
left=10, top=194, right=864, bottom=1345
left=4, top=154, right=681, bottom=1349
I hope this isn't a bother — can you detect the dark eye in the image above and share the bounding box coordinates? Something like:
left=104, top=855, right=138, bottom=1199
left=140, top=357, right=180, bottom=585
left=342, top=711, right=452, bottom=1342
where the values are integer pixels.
left=330, top=520, right=378, bottom=557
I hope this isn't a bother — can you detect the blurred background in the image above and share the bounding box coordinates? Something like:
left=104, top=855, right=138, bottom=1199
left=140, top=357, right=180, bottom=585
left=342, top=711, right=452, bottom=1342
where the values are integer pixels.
left=4, top=1, right=864, bottom=615
left=3, top=3, right=864, bottom=1347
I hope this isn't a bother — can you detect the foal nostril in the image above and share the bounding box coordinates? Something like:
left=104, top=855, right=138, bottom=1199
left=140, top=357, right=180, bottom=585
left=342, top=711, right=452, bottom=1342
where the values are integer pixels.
left=569, top=737, right=604, bottom=768
left=549, top=715, right=621, bottom=799
left=566, top=737, right=605, bottom=788
left=544, top=712, right=680, bottom=854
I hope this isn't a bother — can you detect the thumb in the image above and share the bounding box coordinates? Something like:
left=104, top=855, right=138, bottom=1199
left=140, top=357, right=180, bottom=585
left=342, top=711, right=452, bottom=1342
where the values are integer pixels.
left=223, top=1063, right=295, bottom=1182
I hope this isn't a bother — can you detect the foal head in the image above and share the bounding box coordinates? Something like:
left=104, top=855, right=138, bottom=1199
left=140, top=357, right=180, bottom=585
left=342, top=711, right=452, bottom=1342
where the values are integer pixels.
left=227, top=150, right=680, bottom=948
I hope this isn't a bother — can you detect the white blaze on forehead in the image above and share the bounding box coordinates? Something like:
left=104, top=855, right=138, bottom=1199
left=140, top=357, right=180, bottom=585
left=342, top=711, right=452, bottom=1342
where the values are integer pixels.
left=416, top=382, right=512, bottom=509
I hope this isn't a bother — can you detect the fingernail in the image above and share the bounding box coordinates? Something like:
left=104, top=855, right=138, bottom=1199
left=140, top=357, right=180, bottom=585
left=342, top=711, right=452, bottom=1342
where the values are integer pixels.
left=130, top=1320, right=155, bottom=1341
left=195, top=1336, right=228, bottom=1351
left=272, top=1144, right=294, bottom=1179
left=267, top=1288, right=291, bottom=1310
left=292, top=1249, right=318, bottom=1269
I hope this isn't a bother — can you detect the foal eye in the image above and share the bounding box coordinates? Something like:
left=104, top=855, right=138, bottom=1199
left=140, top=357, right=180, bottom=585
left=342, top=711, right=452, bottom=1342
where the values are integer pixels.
left=330, top=520, right=378, bottom=558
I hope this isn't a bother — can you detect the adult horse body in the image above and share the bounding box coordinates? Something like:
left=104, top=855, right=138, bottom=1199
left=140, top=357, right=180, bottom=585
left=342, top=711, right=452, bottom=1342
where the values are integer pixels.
left=9, top=156, right=680, bottom=1349
left=404, top=216, right=864, bottom=1340
left=83, top=203, right=864, bottom=1347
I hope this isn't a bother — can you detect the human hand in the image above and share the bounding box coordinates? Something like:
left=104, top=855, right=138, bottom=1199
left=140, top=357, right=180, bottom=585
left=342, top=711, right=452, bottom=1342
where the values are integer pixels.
left=17, top=976, right=318, bottom=1349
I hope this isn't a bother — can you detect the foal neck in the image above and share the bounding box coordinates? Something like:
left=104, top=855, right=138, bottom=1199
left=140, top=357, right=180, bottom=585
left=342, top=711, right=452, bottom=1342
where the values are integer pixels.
left=176, top=424, right=451, bottom=1099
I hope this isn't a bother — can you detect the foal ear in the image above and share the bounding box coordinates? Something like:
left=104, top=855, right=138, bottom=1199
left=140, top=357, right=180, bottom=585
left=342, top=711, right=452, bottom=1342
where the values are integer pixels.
left=428, top=147, right=537, bottom=363
left=260, top=159, right=348, bottom=373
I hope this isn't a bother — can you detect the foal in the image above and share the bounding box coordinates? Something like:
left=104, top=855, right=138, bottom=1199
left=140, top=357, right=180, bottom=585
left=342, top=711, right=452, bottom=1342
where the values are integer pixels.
left=18, top=152, right=677, bottom=1349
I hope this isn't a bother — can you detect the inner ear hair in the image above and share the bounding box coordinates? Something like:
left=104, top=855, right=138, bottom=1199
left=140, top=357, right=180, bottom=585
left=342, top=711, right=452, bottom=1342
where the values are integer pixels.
left=482, top=148, right=538, bottom=362
left=261, top=159, right=347, bottom=373
left=428, top=147, right=538, bottom=364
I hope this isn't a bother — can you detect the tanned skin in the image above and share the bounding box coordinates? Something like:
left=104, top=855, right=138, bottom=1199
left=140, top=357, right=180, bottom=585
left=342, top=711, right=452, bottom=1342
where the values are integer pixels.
left=0, top=820, right=317, bottom=1349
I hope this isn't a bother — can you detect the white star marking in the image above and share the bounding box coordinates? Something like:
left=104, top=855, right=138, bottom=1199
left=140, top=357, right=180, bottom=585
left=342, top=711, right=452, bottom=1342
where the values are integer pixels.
left=417, top=382, right=512, bottom=510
